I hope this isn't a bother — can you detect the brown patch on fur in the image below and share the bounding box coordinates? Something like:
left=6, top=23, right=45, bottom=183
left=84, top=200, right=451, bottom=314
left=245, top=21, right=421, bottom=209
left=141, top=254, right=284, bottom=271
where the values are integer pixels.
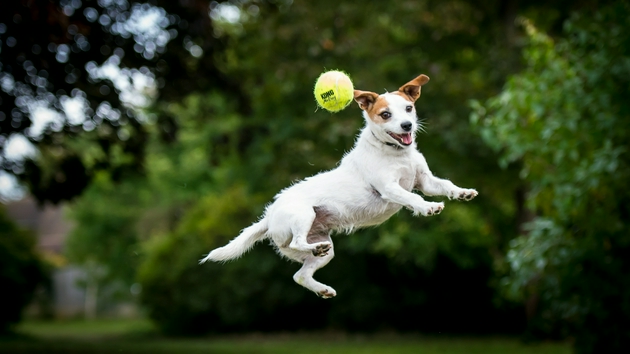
left=354, top=90, right=378, bottom=110
left=365, top=96, right=391, bottom=124
left=397, top=74, right=430, bottom=102
left=307, top=206, right=334, bottom=244
left=354, top=90, right=391, bottom=124
left=307, top=233, right=330, bottom=245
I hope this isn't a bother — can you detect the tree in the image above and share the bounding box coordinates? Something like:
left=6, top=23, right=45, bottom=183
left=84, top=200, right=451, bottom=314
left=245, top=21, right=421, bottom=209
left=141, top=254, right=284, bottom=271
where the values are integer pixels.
left=471, top=2, right=630, bottom=352
left=0, top=0, right=246, bottom=203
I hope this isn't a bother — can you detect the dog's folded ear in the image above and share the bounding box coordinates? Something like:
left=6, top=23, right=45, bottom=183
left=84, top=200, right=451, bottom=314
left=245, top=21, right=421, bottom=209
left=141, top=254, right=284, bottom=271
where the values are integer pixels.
left=398, top=74, right=430, bottom=102
left=354, top=90, right=379, bottom=111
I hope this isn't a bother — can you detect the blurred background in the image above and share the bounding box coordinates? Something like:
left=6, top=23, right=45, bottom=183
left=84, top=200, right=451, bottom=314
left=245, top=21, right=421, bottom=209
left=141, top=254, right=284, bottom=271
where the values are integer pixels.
left=1, top=1, right=628, bottom=353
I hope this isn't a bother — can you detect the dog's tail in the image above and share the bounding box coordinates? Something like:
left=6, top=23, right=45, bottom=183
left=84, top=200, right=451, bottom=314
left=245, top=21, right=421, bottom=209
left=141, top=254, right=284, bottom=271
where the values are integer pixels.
left=199, top=218, right=269, bottom=263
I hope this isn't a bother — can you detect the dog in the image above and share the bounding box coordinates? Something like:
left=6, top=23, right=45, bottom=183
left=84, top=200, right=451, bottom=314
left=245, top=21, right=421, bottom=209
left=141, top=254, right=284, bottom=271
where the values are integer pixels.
left=200, top=74, right=478, bottom=298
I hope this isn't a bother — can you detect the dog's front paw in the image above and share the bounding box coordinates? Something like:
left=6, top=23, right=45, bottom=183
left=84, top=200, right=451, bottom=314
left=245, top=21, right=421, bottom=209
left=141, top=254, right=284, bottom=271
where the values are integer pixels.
left=456, top=189, right=478, bottom=201
left=416, top=202, right=444, bottom=216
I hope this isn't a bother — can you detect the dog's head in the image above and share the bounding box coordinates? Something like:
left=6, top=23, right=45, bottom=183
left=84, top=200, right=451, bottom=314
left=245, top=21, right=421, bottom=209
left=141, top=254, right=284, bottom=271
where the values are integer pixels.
left=354, top=74, right=429, bottom=149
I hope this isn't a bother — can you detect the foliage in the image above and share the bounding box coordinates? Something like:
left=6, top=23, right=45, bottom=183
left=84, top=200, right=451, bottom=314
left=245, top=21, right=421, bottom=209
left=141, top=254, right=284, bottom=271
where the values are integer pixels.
left=65, top=171, right=144, bottom=287
left=0, top=207, right=48, bottom=334
left=0, top=0, right=246, bottom=203
left=471, top=3, right=630, bottom=352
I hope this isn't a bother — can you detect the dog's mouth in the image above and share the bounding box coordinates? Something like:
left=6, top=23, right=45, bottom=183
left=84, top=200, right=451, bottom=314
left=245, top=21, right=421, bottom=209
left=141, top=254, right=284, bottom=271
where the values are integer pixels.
left=387, top=132, right=413, bottom=146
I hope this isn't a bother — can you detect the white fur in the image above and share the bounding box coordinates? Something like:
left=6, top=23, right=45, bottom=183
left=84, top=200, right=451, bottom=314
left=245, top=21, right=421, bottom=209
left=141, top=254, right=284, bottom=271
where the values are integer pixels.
left=200, top=80, right=477, bottom=299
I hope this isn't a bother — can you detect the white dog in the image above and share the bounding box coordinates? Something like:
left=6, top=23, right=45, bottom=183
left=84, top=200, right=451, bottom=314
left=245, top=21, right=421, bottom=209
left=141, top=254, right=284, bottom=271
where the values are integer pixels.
left=200, top=74, right=478, bottom=298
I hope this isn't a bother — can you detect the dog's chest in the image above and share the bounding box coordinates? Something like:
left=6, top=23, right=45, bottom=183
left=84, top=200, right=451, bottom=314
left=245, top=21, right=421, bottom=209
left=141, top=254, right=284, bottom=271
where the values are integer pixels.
left=393, top=164, right=417, bottom=191
left=368, top=154, right=417, bottom=192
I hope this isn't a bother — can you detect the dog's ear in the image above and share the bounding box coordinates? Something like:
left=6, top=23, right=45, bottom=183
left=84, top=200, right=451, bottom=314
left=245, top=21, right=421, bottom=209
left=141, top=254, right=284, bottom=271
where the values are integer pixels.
left=398, top=74, right=430, bottom=102
left=354, top=90, right=379, bottom=111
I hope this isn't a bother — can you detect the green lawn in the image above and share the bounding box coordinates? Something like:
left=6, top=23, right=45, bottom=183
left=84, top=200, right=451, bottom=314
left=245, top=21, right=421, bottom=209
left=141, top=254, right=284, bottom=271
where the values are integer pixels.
left=0, top=319, right=571, bottom=354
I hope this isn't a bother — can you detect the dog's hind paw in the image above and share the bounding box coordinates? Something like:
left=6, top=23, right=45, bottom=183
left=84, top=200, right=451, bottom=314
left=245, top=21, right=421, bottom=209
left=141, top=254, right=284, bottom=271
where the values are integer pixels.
left=312, top=242, right=332, bottom=257
left=317, top=287, right=337, bottom=299
left=456, top=189, right=478, bottom=201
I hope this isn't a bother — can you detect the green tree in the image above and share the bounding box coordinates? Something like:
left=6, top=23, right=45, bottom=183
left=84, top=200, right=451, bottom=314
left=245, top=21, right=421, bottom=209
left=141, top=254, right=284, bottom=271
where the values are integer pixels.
left=471, top=3, right=630, bottom=352
left=1, top=0, right=246, bottom=203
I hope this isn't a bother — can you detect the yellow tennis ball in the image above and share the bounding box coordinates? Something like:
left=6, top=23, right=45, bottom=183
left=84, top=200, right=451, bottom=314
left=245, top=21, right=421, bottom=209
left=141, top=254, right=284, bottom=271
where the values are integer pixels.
left=314, top=70, right=354, bottom=113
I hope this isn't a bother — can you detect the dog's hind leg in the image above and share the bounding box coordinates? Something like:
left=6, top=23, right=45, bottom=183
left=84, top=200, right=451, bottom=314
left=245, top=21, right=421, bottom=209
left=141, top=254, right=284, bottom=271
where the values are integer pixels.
left=275, top=206, right=336, bottom=297
left=292, top=236, right=336, bottom=298
left=286, top=207, right=331, bottom=257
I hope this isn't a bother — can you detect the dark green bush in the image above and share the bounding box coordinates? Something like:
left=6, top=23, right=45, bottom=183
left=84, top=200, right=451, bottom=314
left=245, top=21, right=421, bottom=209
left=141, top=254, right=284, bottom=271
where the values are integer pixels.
left=0, top=207, right=48, bottom=333
left=472, top=3, right=630, bottom=352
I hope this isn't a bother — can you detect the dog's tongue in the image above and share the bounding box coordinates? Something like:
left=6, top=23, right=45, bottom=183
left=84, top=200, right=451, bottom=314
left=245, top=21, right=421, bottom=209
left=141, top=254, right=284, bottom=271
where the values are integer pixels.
left=402, top=133, right=412, bottom=145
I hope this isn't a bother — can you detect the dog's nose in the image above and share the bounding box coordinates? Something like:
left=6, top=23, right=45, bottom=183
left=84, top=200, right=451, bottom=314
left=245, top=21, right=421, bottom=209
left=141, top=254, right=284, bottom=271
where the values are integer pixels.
left=401, top=121, right=413, bottom=132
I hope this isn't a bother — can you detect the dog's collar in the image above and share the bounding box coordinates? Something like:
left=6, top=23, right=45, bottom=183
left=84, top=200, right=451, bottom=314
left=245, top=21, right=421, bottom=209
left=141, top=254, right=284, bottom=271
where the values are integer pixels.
left=371, top=131, right=404, bottom=150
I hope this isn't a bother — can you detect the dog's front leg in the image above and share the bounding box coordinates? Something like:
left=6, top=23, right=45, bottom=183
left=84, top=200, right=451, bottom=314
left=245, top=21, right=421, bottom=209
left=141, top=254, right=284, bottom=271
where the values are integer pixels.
left=416, top=172, right=478, bottom=201
left=413, top=153, right=478, bottom=201
left=379, top=183, right=444, bottom=216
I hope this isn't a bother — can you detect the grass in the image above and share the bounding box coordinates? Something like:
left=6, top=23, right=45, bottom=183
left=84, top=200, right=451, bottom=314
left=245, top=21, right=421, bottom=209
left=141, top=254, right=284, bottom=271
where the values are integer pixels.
left=12, top=318, right=156, bottom=339
left=0, top=319, right=572, bottom=354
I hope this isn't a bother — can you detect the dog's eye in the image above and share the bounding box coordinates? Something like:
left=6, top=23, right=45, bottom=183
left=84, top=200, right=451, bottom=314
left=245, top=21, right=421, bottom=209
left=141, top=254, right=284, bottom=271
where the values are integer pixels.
left=380, top=111, right=392, bottom=119
left=406, top=106, right=413, bottom=113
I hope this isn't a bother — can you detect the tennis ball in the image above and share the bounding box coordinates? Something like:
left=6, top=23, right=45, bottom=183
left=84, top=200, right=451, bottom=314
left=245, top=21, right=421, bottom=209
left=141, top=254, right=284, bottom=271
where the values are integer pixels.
left=314, top=70, right=354, bottom=113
